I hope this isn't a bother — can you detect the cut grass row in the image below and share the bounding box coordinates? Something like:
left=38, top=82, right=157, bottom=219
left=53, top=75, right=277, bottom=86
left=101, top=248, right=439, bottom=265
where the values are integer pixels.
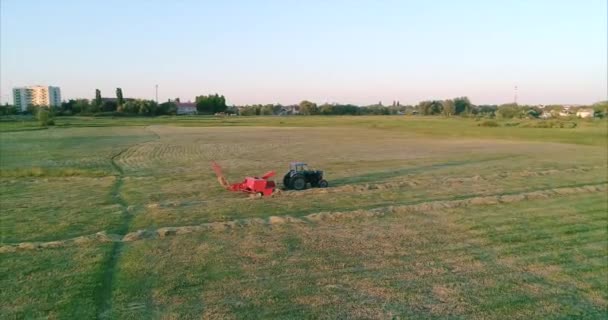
left=3, top=182, right=605, bottom=252
left=2, top=158, right=604, bottom=243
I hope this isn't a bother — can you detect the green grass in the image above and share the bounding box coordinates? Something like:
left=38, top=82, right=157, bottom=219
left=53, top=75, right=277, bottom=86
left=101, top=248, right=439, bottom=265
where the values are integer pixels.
left=0, top=177, right=125, bottom=242
left=2, top=115, right=606, bottom=145
left=0, top=244, right=112, bottom=319
left=0, top=126, right=155, bottom=174
left=63, top=116, right=608, bottom=146
left=109, top=194, right=607, bottom=319
left=0, top=116, right=606, bottom=318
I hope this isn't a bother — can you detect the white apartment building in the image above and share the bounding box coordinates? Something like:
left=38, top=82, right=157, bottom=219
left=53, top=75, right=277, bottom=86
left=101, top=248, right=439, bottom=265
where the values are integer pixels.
left=12, top=86, right=62, bottom=111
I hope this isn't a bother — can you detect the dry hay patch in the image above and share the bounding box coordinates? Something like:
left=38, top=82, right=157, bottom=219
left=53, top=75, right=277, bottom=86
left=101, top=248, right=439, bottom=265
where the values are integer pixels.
left=350, top=278, right=400, bottom=302
left=499, top=194, right=526, bottom=203
left=429, top=285, right=470, bottom=316
left=268, top=215, right=305, bottom=225
left=441, top=255, right=486, bottom=274
left=583, top=290, right=608, bottom=309
left=294, top=294, right=340, bottom=308
left=340, top=305, right=396, bottom=320
left=521, top=283, right=545, bottom=297
left=525, top=263, right=563, bottom=278
left=122, top=229, right=157, bottom=242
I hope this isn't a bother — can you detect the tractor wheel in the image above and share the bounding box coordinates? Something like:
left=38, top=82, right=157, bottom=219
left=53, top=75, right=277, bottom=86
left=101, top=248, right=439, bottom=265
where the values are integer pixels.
left=283, top=174, right=291, bottom=189
left=318, top=179, right=328, bottom=188
left=290, top=176, right=306, bottom=190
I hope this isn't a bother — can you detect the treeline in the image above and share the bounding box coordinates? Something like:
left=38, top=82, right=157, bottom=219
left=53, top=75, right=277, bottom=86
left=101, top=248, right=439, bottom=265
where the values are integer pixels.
left=237, top=98, right=606, bottom=119
left=58, top=98, right=172, bottom=116
left=0, top=89, right=229, bottom=117
left=1, top=90, right=606, bottom=119
left=238, top=101, right=406, bottom=116
left=238, top=97, right=488, bottom=117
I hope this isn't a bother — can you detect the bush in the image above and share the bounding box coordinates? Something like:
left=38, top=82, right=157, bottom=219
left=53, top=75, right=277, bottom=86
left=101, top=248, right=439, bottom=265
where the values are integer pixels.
left=522, top=121, right=577, bottom=129
left=36, top=109, right=50, bottom=127
left=478, top=120, right=500, bottom=127
left=504, top=122, right=520, bottom=127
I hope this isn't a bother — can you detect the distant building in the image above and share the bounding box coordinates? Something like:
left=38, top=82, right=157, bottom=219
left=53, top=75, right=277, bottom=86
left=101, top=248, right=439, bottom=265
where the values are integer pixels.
left=558, top=106, right=573, bottom=117
left=176, top=102, right=197, bottom=115
left=12, top=86, right=61, bottom=111
left=279, top=105, right=300, bottom=115
left=576, top=108, right=594, bottom=118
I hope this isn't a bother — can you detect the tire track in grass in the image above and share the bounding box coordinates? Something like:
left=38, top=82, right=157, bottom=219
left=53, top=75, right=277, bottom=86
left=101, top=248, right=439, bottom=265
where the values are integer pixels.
left=95, top=127, right=160, bottom=319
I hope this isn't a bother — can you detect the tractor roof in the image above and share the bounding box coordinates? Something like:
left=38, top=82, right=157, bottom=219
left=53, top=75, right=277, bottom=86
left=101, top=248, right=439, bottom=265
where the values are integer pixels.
left=291, top=162, right=307, bottom=165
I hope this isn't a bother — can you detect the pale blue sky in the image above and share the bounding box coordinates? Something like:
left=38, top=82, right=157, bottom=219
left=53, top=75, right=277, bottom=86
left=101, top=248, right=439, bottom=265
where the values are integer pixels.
left=1, top=0, right=606, bottom=105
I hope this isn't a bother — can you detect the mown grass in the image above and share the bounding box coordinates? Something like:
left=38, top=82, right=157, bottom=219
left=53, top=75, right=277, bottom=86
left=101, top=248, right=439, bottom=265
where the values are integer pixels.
left=2, top=115, right=606, bottom=145
left=108, top=194, right=607, bottom=319
left=0, top=126, right=155, bottom=174
left=0, top=117, right=606, bottom=318
left=0, top=243, right=112, bottom=319
left=113, top=126, right=606, bottom=229
left=0, top=177, right=125, bottom=242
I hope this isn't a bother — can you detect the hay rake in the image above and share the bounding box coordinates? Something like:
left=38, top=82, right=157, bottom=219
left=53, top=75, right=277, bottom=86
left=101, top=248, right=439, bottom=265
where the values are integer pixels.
left=212, top=162, right=276, bottom=197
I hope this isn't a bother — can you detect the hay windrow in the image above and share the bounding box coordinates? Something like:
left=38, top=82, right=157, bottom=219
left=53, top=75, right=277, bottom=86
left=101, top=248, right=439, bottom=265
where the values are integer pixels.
left=2, top=183, right=605, bottom=252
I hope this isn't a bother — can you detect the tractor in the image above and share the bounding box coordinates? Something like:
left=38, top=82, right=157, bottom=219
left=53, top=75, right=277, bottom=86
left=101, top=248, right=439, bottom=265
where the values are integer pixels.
left=283, top=162, right=328, bottom=190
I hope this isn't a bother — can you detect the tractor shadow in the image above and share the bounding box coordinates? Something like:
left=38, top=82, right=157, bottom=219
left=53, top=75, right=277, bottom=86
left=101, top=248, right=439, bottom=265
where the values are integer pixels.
left=330, top=155, right=517, bottom=186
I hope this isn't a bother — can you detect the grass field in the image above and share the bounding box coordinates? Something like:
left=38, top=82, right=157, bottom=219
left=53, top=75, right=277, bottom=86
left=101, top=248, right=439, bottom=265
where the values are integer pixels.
left=1, top=116, right=607, bottom=319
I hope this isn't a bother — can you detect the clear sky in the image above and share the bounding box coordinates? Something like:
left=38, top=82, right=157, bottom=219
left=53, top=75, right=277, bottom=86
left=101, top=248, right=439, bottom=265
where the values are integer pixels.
left=1, top=0, right=606, bottom=105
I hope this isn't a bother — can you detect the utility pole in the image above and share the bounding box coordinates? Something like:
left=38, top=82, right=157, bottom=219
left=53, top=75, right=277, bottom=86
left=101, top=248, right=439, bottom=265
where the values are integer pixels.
left=514, top=85, right=518, bottom=105
left=155, top=84, right=159, bottom=104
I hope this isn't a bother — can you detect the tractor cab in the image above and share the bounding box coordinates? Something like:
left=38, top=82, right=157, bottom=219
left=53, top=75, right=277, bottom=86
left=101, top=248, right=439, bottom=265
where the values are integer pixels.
left=290, top=162, right=309, bottom=172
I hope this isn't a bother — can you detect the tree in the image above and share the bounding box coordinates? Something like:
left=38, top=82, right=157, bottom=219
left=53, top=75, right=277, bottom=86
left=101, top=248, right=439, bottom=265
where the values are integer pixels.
left=497, top=103, right=520, bottom=119
left=454, top=97, right=472, bottom=115
left=73, top=99, right=90, bottom=114
left=593, top=101, right=607, bottom=118
left=0, top=104, right=19, bottom=115
left=120, top=99, right=157, bottom=115
left=240, top=106, right=257, bottom=116
left=37, top=108, right=50, bottom=127
left=319, top=103, right=335, bottom=115
left=122, top=100, right=139, bottom=114
left=260, top=104, right=274, bottom=115
left=196, top=94, right=227, bottom=114
left=95, top=89, right=102, bottom=107
left=441, top=99, right=455, bottom=116
left=364, top=105, right=390, bottom=115
left=299, top=100, right=318, bottom=115
left=57, top=100, right=76, bottom=115
left=101, top=100, right=118, bottom=112
left=116, top=88, right=124, bottom=107
left=417, top=100, right=443, bottom=115
left=158, top=101, right=177, bottom=115
left=475, top=105, right=497, bottom=118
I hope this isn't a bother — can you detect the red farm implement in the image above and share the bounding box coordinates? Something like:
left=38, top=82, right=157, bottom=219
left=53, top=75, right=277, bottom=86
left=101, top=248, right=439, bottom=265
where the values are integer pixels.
left=212, top=162, right=276, bottom=197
